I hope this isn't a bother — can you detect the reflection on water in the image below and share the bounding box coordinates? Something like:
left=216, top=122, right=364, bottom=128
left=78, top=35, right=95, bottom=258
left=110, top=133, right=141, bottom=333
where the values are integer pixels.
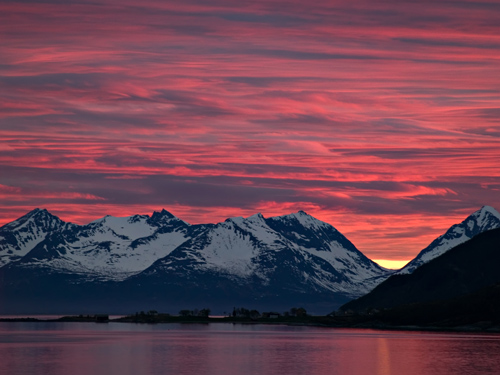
left=1, top=322, right=499, bottom=375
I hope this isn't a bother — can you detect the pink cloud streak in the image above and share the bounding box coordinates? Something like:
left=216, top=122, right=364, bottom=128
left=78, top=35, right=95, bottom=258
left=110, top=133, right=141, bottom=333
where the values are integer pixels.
left=1, top=0, right=500, bottom=262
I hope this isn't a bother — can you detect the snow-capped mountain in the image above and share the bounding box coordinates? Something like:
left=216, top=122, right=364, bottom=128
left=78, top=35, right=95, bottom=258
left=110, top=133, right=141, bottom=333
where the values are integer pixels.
left=133, top=211, right=389, bottom=299
left=0, top=208, right=69, bottom=267
left=266, top=211, right=387, bottom=291
left=1, top=208, right=388, bottom=288
left=397, top=206, right=500, bottom=274
left=0, top=208, right=391, bottom=313
left=2, top=206, right=498, bottom=314
left=8, top=209, right=198, bottom=281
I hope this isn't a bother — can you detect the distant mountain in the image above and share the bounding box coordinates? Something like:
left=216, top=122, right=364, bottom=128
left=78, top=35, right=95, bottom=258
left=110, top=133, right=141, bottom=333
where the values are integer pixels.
left=0, top=209, right=69, bottom=267
left=0, top=209, right=390, bottom=314
left=1, top=209, right=200, bottom=281
left=121, top=211, right=389, bottom=312
left=2, top=206, right=498, bottom=314
left=397, top=206, right=500, bottom=274
left=265, top=211, right=387, bottom=293
left=339, top=227, right=500, bottom=313
left=140, top=211, right=388, bottom=295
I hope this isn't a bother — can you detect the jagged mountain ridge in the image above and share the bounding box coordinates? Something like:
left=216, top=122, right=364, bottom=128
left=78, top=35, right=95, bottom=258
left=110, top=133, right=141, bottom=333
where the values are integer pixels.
left=133, top=211, right=388, bottom=297
left=1, top=205, right=499, bottom=314
left=397, top=206, right=500, bottom=274
left=1, top=209, right=201, bottom=281
left=0, top=208, right=392, bottom=313
left=0, top=209, right=388, bottom=290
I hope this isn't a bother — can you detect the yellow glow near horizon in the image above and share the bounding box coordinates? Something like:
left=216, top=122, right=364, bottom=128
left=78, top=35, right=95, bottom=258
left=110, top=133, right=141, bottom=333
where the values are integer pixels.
left=373, top=259, right=410, bottom=270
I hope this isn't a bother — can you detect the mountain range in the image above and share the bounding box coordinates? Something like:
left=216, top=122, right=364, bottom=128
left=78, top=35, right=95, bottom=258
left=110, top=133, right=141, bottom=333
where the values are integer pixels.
left=0, top=206, right=499, bottom=314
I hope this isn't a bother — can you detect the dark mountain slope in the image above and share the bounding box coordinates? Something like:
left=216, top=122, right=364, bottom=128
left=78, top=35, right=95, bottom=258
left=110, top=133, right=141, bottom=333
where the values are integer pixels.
left=377, top=282, right=500, bottom=328
left=397, top=205, right=500, bottom=274
left=340, top=227, right=500, bottom=312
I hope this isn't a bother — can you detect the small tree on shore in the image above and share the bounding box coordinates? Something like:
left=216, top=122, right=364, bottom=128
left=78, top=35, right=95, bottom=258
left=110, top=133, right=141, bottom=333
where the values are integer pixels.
left=289, top=307, right=307, bottom=317
left=198, top=308, right=211, bottom=317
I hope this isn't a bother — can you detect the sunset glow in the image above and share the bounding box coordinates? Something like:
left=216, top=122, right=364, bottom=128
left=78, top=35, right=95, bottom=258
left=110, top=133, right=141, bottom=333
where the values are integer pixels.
left=1, top=0, right=500, bottom=263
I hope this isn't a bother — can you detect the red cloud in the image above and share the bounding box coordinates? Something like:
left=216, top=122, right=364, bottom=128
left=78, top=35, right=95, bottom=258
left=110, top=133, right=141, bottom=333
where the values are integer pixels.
left=1, top=0, right=500, bottom=262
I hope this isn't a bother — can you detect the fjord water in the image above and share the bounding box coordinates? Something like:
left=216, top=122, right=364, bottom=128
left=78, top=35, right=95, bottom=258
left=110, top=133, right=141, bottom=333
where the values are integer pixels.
left=1, top=323, right=499, bottom=375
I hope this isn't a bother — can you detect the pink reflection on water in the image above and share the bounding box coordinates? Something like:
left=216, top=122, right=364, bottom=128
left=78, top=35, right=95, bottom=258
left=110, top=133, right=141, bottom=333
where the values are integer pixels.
left=1, top=324, right=500, bottom=375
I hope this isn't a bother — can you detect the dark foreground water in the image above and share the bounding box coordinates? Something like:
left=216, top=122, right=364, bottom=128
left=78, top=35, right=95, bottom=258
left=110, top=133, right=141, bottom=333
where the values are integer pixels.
left=1, top=322, right=499, bottom=375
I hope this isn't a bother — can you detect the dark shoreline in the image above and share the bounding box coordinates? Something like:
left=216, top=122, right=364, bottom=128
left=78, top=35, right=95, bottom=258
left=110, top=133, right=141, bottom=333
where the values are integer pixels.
left=1, top=315, right=500, bottom=334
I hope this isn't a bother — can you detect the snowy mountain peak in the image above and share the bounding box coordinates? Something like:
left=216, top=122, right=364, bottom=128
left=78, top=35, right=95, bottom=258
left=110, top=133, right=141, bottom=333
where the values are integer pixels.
left=225, top=216, right=245, bottom=225
left=472, top=205, right=500, bottom=226
left=19, top=207, right=50, bottom=220
left=246, top=213, right=266, bottom=222
left=148, top=209, right=187, bottom=226
left=398, top=206, right=500, bottom=274
left=128, top=214, right=149, bottom=222
left=223, top=214, right=276, bottom=240
left=2, top=208, right=65, bottom=231
left=225, top=214, right=267, bottom=227
left=278, top=210, right=308, bottom=218
left=0, top=208, right=68, bottom=267
left=458, top=206, right=500, bottom=235
left=89, top=215, right=110, bottom=225
left=270, top=211, right=331, bottom=232
left=150, top=209, right=176, bottom=220
left=478, top=205, right=500, bottom=215
left=28, top=207, right=48, bottom=216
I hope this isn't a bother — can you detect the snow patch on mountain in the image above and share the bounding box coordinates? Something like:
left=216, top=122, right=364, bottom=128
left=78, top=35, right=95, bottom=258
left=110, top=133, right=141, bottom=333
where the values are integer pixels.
left=88, top=214, right=156, bottom=240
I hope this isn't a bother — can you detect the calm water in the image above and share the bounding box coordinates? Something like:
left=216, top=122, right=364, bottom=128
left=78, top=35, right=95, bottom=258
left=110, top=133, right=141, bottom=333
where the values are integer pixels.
left=1, top=322, right=499, bottom=375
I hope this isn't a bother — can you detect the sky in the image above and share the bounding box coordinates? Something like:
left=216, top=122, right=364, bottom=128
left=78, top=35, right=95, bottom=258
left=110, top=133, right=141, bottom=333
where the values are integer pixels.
left=1, top=0, right=500, bottom=269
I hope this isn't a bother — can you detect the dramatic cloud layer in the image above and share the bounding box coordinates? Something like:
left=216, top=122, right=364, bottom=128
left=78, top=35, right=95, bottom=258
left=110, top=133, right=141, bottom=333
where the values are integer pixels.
left=1, top=0, right=500, bottom=267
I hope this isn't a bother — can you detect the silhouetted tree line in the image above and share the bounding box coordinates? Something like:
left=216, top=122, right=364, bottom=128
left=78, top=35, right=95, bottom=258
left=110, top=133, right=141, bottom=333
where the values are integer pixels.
left=178, top=308, right=211, bottom=317
left=231, top=307, right=308, bottom=319
left=135, top=310, right=159, bottom=317
left=127, top=306, right=308, bottom=320
left=286, top=307, right=307, bottom=317
left=232, top=307, right=261, bottom=319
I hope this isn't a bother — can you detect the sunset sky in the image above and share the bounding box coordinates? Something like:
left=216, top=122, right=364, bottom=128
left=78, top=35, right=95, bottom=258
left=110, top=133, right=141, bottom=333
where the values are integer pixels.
left=1, top=0, right=500, bottom=268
